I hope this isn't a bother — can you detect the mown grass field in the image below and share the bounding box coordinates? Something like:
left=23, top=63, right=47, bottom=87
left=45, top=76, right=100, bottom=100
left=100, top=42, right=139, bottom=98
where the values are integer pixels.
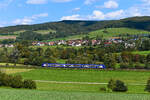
left=16, top=68, right=150, bottom=84
left=44, top=28, right=150, bottom=41
left=89, top=28, right=150, bottom=39
left=0, top=68, right=150, bottom=99
left=0, top=88, right=150, bottom=100
left=132, top=51, right=150, bottom=55
left=0, top=68, right=33, bottom=74
left=7, top=68, right=149, bottom=93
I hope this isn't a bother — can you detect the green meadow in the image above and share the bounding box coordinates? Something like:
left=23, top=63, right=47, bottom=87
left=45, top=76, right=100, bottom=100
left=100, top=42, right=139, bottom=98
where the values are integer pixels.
left=0, top=88, right=150, bottom=100
left=0, top=67, right=149, bottom=100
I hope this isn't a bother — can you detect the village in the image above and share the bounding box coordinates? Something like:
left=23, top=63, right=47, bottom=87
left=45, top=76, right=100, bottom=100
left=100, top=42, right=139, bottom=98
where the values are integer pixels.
left=31, top=37, right=136, bottom=48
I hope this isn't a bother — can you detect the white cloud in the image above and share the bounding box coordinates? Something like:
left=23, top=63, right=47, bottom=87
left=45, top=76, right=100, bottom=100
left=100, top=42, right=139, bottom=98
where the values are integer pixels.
left=72, top=7, right=80, bottom=12
left=26, top=0, right=72, bottom=4
left=61, top=10, right=125, bottom=20
left=51, top=0, right=72, bottom=3
left=88, top=10, right=105, bottom=20
left=106, top=10, right=124, bottom=19
left=142, top=0, right=150, bottom=5
left=61, top=14, right=83, bottom=20
left=13, top=13, right=48, bottom=25
left=84, top=0, right=99, bottom=5
left=26, top=0, right=48, bottom=4
left=103, top=0, right=118, bottom=9
left=0, top=0, right=13, bottom=9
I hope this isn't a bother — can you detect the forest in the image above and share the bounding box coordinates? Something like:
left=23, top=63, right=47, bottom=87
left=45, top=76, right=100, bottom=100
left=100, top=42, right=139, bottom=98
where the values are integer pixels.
left=0, top=38, right=149, bottom=69
left=1, top=16, right=150, bottom=40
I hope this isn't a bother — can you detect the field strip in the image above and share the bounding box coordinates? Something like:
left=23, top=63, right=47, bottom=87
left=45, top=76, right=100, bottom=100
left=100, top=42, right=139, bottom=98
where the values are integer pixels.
left=35, top=80, right=146, bottom=86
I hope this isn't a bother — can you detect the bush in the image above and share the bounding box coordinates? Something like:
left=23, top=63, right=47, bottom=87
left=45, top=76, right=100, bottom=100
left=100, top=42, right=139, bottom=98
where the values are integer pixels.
left=0, top=71, right=36, bottom=89
left=112, top=80, right=128, bottom=92
left=107, top=79, right=128, bottom=92
left=10, top=75, right=23, bottom=88
left=100, top=87, right=106, bottom=92
left=23, top=79, right=36, bottom=89
left=145, top=78, right=150, bottom=92
left=107, top=79, right=116, bottom=90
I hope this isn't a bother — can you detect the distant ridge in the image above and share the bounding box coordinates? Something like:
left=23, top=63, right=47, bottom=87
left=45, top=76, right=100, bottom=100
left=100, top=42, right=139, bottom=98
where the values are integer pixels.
left=1, top=16, right=150, bottom=36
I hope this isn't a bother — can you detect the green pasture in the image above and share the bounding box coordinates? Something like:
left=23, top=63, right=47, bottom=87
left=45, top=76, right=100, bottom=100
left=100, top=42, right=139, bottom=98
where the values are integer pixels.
left=43, top=28, right=150, bottom=41
left=0, top=67, right=149, bottom=94
left=16, top=68, right=150, bottom=84
left=36, top=82, right=147, bottom=94
left=132, top=51, right=150, bottom=55
left=89, top=28, right=150, bottom=38
left=0, top=88, right=150, bottom=100
left=34, top=29, right=56, bottom=34
left=0, top=68, right=33, bottom=74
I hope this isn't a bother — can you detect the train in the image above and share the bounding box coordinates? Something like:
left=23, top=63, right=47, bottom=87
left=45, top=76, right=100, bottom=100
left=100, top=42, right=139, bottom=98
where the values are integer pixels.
left=42, top=63, right=106, bottom=69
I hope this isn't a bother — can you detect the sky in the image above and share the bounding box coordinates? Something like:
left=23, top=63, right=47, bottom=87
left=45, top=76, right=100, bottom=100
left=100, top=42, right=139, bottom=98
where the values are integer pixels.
left=0, top=0, right=150, bottom=27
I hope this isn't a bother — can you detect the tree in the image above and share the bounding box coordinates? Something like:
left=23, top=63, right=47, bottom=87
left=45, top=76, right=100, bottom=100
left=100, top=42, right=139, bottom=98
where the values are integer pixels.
left=104, top=54, right=116, bottom=68
left=23, top=80, right=36, bottom=89
left=145, top=78, right=150, bottom=92
left=107, top=79, right=128, bottom=92
left=112, top=80, right=128, bottom=92
left=145, top=54, right=150, bottom=69
left=44, top=48, right=53, bottom=58
left=10, top=75, right=23, bottom=88
left=107, top=79, right=116, bottom=90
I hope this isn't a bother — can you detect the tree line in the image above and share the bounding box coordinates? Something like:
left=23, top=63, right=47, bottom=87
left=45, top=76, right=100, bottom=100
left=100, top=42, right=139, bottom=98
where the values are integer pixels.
left=0, top=41, right=149, bottom=69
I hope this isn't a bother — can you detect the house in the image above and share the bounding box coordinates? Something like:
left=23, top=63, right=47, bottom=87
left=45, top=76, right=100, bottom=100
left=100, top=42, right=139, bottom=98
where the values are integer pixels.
left=48, top=42, right=55, bottom=46
left=125, top=42, right=135, bottom=48
left=36, top=42, right=45, bottom=46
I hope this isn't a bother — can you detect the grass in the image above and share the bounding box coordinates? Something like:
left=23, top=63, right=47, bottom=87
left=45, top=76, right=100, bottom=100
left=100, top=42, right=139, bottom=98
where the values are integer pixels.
left=44, top=34, right=85, bottom=42
left=0, top=68, right=33, bottom=74
left=132, top=51, right=150, bottom=55
left=16, top=68, right=150, bottom=84
left=0, top=88, right=150, bottom=100
left=1, top=68, right=149, bottom=94
left=89, top=28, right=150, bottom=39
left=36, top=82, right=147, bottom=94
left=37, top=82, right=101, bottom=92
left=0, top=63, right=24, bottom=66
left=34, top=29, right=56, bottom=34
left=43, top=28, right=150, bottom=41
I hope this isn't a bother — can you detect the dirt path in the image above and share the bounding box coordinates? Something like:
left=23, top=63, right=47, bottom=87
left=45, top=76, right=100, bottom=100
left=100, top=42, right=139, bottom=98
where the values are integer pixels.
left=35, top=80, right=146, bottom=86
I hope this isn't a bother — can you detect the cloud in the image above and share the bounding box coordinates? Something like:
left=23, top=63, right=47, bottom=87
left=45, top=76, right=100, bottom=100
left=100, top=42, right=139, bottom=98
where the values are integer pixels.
left=84, top=0, right=99, bottom=5
left=61, top=9, right=126, bottom=20
left=142, top=0, right=150, bottom=5
left=61, top=10, right=125, bottom=20
left=61, top=14, right=83, bottom=20
left=88, top=10, right=105, bottom=20
left=51, top=0, right=72, bottom=3
left=26, top=0, right=48, bottom=4
left=106, top=10, right=124, bottom=19
left=13, top=13, right=48, bottom=25
left=26, top=0, right=72, bottom=4
left=103, top=0, right=118, bottom=9
left=0, top=0, right=13, bottom=9
left=72, top=7, right=80, bottom=12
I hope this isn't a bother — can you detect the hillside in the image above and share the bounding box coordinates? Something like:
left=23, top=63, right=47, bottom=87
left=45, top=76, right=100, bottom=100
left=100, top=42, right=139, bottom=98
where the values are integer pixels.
left=88, top=28, right=150, bottom=39
left=1, top=16, right=150, bottom=40
left=42, top=28, right=150, bottom=41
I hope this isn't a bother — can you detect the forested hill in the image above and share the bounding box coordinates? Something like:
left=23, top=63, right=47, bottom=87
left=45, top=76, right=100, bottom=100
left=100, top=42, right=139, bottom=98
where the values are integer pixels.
left=1, top=16, right=150, bottom=35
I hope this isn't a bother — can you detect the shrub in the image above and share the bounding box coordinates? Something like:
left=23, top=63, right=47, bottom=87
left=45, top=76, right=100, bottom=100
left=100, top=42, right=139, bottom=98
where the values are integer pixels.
left=23, top=79, right=36, bottom=89
left=10, top=75, right=23, bottom=88
left=112, top=80, right=128, bottom=92
left=145, top=78, right=150, bottom=92
left=0, top=71, right=36, bottom=89
left=100, top=87, right=106, bottom=92
left=107, top=79, right=116, bottom=90
left=107, top=79, right=128, bottom=92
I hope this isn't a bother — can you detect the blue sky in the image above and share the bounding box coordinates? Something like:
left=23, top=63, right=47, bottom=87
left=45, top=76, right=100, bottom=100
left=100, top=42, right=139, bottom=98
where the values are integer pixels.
left=0, top=0, right=150, bottom=27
